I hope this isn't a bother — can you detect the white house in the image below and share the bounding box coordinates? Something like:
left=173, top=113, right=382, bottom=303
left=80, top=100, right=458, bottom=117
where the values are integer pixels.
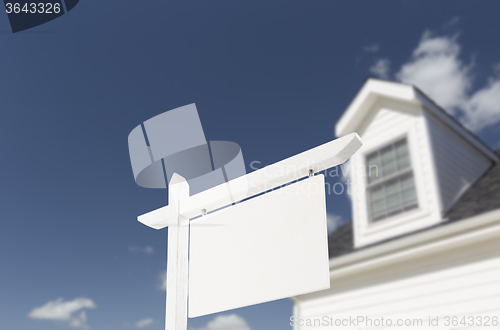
left=292, top=78, right=500, bottom=329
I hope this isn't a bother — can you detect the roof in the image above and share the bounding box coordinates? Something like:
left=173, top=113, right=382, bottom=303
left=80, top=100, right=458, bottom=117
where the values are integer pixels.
left=335, top=78, right=498, bottom=162
left=328, top=150, right=500, bottom=259
left=328, top=220, right=354, bottom=258
left=446, top=150, right=500, bottom=222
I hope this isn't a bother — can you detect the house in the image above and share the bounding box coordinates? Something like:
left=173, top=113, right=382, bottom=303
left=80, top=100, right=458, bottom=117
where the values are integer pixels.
left=291, top=78, right=500, bottom=329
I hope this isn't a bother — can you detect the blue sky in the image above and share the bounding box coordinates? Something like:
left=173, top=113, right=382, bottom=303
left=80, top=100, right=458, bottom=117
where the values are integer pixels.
left=1, top=1, right=500, bottom=330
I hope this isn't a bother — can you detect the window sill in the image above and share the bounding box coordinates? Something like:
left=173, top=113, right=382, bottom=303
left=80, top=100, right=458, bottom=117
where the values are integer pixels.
left=363, top=207, right=432, bottom=236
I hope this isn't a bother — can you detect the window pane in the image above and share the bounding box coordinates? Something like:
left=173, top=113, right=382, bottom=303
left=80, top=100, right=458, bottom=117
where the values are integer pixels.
left=371, top=199, right=386, bottom=220
left=380, top=144, right=397, bottom=177
left=369, top=173, right=418, bottom=222
left=385, top=180, right=403, bottom=216
left=402, top=190, right=418, bottom=210
left=366, top=152, right=381, bottom=184
left=401, top=174, right=418, bottom=210
left=400, top=174, right=414, bottom=189
left=385, top=180, right=399, bottom=195
left=371, top=186, right=385, bottom=202
left=366, top=138, right=418, bottom=222
left=395, top=139, right=410, bottom=171
left=366, top=138, right=411, bottom=183
left=370, top=185, right=386, bottom=220
left=386, top=194, right=403, bottom=215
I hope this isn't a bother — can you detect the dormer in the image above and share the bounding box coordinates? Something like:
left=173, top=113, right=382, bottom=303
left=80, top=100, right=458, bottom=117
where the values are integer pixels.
left=337, top=78, right=499, bottom=248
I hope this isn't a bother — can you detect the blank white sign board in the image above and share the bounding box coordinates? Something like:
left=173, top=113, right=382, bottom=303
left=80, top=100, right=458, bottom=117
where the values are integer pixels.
left=188, top=174, right=330, bottom=318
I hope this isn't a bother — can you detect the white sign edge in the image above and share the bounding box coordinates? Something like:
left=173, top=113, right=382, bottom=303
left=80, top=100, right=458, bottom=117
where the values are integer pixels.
left=138, top=132, right=362, bottom=229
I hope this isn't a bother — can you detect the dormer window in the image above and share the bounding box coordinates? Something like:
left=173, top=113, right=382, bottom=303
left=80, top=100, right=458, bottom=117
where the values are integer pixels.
left=366, top=138, right=418, bottom=222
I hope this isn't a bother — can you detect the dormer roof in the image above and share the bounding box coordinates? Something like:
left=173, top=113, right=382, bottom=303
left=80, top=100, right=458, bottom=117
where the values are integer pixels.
left=336, top=78, right=498, bottom=162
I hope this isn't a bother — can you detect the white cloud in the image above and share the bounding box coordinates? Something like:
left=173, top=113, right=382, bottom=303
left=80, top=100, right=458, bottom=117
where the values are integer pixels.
left=370, top=59, right=390, bottom=79
left=136, top=318, right=154, bottom=328
left=190, top=314, right=251, bottom=330
left=159, top=270, right=167, bottom=291
left=396, top=32, right=470, bottom=111
left=463, top=78, right=500, bottom=131
left=443, top=16, right=460, bottom=30
left=129, top=246, right=154, bottom=255
left=326, top=213, right=343, bottom=234
left=364, top=44, right=380, bottom=52
left=28, top=298, right=96, bottom=329
left=395, top=31, right=500, bottom=132
left=494, top=63, right=500, bottom=75
left=122, top=318, right=155, bottom=328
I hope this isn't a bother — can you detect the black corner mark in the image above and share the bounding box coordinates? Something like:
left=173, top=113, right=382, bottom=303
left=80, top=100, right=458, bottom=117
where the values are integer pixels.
left=3, top=0, right=79, bottom=33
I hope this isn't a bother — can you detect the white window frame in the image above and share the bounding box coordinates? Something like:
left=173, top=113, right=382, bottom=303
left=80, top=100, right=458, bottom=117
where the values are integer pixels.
left=357, top=122, right=431, bottom=237
left=365, top=136, right=419, bottom=223
left=351, top=100, right=443, bottom=248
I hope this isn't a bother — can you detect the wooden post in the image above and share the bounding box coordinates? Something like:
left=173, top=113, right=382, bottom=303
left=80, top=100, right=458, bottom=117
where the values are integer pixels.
left=165, top=173, right=189, bottom=330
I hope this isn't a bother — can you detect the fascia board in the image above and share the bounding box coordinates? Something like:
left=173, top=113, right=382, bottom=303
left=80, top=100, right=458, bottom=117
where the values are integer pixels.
left=415, top=91, right=499, bottom=162
left=335, top=79, right=418, bottom=137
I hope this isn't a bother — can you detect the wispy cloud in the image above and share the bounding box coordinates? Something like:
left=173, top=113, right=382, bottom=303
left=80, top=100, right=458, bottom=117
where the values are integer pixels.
left=326, top=213, right=343, bottom=234
left=159, top=270, right=167, bottom=291
left=364, top=44, right=380, bottom=52
left=122, top=318, right=155, bottom=328
left=28, top=298, right=96, bottom=329
left=443, top=16, right=460, bottom=30
left=136, top=318, right=154, bottom=328
left=129, top=246, right=154, bottom=255
left=396, top=32, right=470, bottom=111
left=370, top=59, right=390, bottom=79
left=395, top=31, right=500, bottom=132
left=464, top=75, right=500, bottom=131
left=189, top=314, right=251, bottom=330
left=494, top=63, right=500, bottom=75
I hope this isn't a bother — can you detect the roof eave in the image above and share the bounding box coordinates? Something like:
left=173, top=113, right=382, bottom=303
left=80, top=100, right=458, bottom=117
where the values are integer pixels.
left=414, top=89, right=499, bottom=162
left=335, top=78, right=419, bottom=137
left=328, top=208, right=500, bottom=278
left=335, top=78, right=499, bottom=163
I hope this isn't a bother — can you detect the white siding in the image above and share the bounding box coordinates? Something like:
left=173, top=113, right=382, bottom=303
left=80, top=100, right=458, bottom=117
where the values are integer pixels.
left=358, top=100, right=418, bottom=141
left=295, top=237, right=500, bottom=330
left=425, top=111, right=492, bottom=213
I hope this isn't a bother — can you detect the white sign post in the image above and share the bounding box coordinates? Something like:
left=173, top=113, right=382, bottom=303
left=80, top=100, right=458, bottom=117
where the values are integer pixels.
left=138, top=132, right=362, bottom=330
left=165, top=174, right=189, bottom=330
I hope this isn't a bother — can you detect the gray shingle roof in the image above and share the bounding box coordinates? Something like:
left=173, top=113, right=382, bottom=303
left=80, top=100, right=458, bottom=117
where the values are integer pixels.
left=445, top=150, right=500, bottom=222
left=328, top=151, right=500, bottom=259
left=328, top=220, right=353, bottom=258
